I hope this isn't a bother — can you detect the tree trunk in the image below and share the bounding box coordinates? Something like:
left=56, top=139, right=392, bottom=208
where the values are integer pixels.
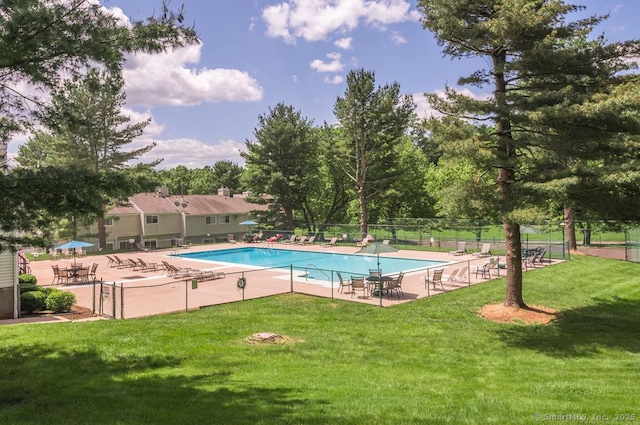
left=358, top=187, right=368, bottom=237
left=564, top=206, right=577, bottom=250
left=503, top=221, right=525, bottom=307
left=285, top=208, right=294, bottom=231
left=98, top=216, right=106, bottom=249
left=493, top=51, right=526, bottom=308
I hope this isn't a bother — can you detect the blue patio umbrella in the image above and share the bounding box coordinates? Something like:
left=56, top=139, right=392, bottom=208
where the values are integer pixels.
left=239, top=219, right=258, bottom=233
left=55, top=240, right=94, bottom=265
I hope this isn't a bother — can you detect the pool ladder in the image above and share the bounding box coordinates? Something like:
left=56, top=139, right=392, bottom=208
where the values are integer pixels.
left=301, top=264, right=331, bottom=281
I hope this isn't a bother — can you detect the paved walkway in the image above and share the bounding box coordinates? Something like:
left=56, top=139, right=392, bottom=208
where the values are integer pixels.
left=2, top=243, right=559, bottom=324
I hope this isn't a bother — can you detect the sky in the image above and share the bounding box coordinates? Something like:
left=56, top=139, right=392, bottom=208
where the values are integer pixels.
left=7, top=0, right=640, bottom=169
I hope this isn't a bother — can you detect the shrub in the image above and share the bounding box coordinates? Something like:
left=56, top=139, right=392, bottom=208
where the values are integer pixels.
left=19, top=284, right=38, bottom=294
left=45, top=291, right=76, bottom=313
left=21, top=291, right=46, bottom=313
left=19, top=274, right=37, bottom=285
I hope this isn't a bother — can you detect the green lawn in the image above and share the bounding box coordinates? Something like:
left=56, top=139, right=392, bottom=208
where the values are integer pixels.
left=2, top=256, right=639, bottom=424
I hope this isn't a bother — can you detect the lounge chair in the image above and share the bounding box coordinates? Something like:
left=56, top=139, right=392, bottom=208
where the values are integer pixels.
left=281, top=235, right=297, bottom=244
left=177, top=239, right=191, bottom=249
left=267, top=234, right=283, bottom=243
left=449, top=241, right=467, bottom=255
left=472, top=243, right=491, bottom=257
left=321, top=237, right=338, bottom=247
left=444, top=268, right=460, bottom=282
left=381, top=239, right=390, bottom=245
left=302, top=235, right=316, bottom=245
left=454, top=266, right=468, bottom=282
left=135, top=242, right=151, bottom=252
left=137, top=258, right=160, bottom=271
left=294, top=235, right=308, bottom=245
left=161, top=261, right=195, bottom=278
left=105, top=255, right=117, bottom=267
left=112, top=255, right=128, bottom=268
left=227, top=234, right=238, bottom=244
left=356, top=235, right=372, bottom=248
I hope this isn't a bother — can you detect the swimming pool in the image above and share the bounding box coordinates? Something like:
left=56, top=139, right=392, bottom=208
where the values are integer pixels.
left=174, top=247, right=448, bottom=278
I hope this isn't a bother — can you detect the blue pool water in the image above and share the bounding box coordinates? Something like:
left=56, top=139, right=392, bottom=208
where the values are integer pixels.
left=174, top=247, right=447, bottom=278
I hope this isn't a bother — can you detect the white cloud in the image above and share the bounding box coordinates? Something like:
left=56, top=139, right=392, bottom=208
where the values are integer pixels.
left=122, top=44, right=264, bottom=108
left=390, top=32, right=407, bottom=45
left=310, top=52, right=344, bottom=73
left=262, top=0, right=419, bottom=43
left=324, top=75, right=345, bottom=84
left=143, top=138, right=246, bottom=169
left=335, top=37, right=353, bottom=49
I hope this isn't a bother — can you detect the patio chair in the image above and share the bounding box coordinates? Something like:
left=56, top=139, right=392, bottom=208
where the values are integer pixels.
left=57, top=268, right=71, bottom=285
left=51, top=265, right=60, bottom=285
left=227, top=234, right=238, bottom=243
left=424, top=268, right=444, bottom=291
left=76, top=267, right=90, bottom=282
left=449, top=241, right=467, bottom=255
left=89, top=263, right=98, bottom=280
left=474, top=257, right=499, bottom=279
left=350, top=276, right=367, bottom=298
left=386, top=275, right=402, bottom=299
left=472, top=243, right=492, bottom=258
left=336, top=272, right=351, bottom=294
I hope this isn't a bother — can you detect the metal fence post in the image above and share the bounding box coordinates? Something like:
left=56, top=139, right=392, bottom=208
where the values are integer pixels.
left=119, top=283, right=123, bottom=319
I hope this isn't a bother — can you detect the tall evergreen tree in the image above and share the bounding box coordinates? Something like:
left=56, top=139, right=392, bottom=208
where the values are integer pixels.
left=0, top=0, right=197, bottom=251
left=242, top=103, right=318, bottom=230
left=38, top=69, right=158, bottom=248
left=418, top=0, right=640, bottom=307
left=333, top=69, right=415, bottom=237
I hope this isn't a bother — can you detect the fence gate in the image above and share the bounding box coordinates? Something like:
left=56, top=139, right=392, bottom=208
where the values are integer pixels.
left=99, top=281, right=117, bottom=319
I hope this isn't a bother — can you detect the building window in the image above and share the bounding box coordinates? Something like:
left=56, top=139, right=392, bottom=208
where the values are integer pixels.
left=105, top=217, right=114, bottom=226
left=206, top=216, right=216, bottom=225
left=222, top=215, right=230, bottom=224
left=146, top=215, right=159, bottom=224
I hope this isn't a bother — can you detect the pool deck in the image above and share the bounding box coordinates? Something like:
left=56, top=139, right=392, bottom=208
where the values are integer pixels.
left=6, top=242, right=560, bottom=322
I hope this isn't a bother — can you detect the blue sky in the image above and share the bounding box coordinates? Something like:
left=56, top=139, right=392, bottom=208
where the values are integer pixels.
left=8, top=1, right=639, bottom=169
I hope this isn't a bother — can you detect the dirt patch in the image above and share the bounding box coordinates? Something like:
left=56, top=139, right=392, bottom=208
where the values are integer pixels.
left=479, top=304, right=560, bottom=325
left=245, top=332, right=302, bottom=345
left=23, top=305, right=98, bottom=321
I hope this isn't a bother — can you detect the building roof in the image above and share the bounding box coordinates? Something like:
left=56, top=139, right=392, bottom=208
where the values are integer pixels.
left=123, top=192, right=269, bottom=216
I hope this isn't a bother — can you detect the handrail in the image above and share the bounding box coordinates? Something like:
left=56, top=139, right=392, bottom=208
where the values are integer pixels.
left=302, top=264, right=331, bottom=281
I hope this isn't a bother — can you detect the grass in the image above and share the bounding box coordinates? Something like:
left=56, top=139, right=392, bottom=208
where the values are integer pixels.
left=2, top=256, right=639, bottom=424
